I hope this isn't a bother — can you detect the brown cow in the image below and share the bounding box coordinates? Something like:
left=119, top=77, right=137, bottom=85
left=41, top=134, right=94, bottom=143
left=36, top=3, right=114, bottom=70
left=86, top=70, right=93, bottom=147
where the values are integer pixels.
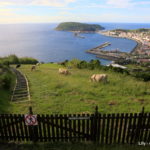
left=31, top=65, right=36, bottom=71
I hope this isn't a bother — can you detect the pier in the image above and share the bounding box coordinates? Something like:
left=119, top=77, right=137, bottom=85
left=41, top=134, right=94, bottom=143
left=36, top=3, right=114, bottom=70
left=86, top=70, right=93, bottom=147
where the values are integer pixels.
left=87, top=42, right=111, bottom=51
left=86, top=42, right=129, bottom=61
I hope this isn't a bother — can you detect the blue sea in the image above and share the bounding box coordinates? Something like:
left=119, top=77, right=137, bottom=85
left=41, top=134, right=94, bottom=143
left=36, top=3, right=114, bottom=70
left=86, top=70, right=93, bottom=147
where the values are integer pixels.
left=0, top=23, right=150, bottom=65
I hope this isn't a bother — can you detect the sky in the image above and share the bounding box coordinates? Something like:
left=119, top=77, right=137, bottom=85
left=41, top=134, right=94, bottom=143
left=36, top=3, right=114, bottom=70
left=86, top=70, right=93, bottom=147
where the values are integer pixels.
left=0, top=0, right=150, bottom=24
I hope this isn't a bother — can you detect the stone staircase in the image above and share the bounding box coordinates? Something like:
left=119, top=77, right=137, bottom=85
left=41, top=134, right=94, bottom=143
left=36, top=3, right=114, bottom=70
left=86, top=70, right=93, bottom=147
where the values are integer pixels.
left=11, top=68, right=30, bottom=102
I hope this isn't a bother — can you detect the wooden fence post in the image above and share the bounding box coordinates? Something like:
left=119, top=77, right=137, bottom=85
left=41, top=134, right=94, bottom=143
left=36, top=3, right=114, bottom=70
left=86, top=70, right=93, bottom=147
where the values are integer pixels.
left=134, top=107, right=145, bottom=144
left=29, top=106, right=33, bottom=114
left=28, top=107, right=38, bottom=142
left=93, top=106, right=99, bottom=142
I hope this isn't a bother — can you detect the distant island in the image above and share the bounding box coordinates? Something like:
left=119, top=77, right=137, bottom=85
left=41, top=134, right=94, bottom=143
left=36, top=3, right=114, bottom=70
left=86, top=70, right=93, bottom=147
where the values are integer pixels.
left=55, top=22, right=105, bottom=32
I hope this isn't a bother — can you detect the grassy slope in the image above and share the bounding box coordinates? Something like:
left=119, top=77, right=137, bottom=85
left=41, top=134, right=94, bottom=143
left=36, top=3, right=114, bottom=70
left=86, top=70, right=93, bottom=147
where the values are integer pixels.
left=0, top=89, right=12, bottom=113
left=8, top=63, right=150, bottom=114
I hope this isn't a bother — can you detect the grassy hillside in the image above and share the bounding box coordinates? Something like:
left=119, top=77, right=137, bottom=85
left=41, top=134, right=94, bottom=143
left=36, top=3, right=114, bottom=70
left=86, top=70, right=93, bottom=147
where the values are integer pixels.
left=7, top=63, right=150, bottom=114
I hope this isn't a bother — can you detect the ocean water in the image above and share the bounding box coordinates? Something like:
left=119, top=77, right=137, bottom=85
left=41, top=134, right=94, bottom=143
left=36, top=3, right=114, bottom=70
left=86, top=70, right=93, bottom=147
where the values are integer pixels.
left=0, top=23, right=150, bottom=65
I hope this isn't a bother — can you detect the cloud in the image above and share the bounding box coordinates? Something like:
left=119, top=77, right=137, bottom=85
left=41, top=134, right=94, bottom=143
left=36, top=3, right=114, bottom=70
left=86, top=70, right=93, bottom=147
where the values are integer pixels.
left=0, top=8, right=13, bottom=16
left=106, top=0, right=150, bottom=8
left=133, top=1, right=150, bottom=5
left=106, top=0, right=132, bottom=8
left=0, top=0, right=76, bottom=7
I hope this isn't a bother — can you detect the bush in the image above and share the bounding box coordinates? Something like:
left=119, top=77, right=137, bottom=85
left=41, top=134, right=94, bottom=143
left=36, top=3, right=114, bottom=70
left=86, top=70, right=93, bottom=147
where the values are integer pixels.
left=88, top=59, right=101, bottom=70
left=111, top=67, right=129, bottom=75
left=0, top=55, right=39, bottom=65
left=0, top=74, right=12, bottom=89
left=0, top=65, right=14, bottom=89
left=67, top=59, right=81, bottom=68
left=7, top=55, right=20, bottom=64
left=19, top=57, right=38, bottom=64
left=133, top=72, right=150, bottom=81
left=66, top=59, right=101, bottom=70
left=77, top=60, right=88, bottom=69
left=0, top=55, right=19, bottom=65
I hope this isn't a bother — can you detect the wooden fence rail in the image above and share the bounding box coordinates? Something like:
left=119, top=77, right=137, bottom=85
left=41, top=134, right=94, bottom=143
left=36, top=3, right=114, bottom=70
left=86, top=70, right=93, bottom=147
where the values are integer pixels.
left=0, top=107, right=150, bottom=144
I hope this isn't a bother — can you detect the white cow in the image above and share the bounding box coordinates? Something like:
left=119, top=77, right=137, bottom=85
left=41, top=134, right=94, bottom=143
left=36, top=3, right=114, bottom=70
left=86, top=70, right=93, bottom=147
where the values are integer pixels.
left=90, top=74, right=108, bottom=83
left=36, top=62, right=41, bottom=66
left=58, top=68, right=70, bottom=75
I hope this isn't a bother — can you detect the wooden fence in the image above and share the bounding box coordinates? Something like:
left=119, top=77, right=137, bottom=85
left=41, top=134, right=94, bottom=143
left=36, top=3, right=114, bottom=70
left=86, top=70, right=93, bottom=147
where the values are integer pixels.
left=0, top=107, right=150, bottom=144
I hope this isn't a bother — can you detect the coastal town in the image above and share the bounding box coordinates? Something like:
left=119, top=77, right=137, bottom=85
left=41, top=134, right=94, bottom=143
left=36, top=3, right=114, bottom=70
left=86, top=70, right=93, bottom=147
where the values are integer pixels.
left=92, top=29, right=150, bottom=64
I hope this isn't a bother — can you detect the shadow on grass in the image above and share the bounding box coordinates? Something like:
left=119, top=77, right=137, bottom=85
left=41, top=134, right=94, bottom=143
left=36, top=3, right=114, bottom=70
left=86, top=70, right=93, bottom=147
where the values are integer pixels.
left=0, top=142, right=149, bottom=150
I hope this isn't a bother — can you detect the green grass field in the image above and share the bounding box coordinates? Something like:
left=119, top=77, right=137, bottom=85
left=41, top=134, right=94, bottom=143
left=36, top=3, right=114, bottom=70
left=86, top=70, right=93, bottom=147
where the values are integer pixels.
left=5, top=63, right=149, bottom=114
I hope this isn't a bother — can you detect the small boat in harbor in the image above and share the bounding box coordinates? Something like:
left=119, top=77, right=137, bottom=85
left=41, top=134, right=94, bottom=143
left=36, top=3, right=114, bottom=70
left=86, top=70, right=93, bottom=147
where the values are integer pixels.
left=73, top=32, right=85, bottom=39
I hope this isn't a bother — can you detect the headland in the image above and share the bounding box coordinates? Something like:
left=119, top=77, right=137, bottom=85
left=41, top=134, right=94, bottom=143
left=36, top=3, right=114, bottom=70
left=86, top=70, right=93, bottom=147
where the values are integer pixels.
left=55, top=22, right=105, bottom=32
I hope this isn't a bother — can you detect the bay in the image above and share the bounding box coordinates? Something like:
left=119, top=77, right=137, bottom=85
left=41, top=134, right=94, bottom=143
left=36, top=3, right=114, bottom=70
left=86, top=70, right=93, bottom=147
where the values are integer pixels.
left=0, top=23, right=150, bottom=65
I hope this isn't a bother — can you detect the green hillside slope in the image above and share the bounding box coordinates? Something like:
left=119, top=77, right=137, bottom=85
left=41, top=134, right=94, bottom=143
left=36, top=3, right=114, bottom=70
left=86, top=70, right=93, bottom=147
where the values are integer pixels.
left=6, top=63, right=150, bottom=114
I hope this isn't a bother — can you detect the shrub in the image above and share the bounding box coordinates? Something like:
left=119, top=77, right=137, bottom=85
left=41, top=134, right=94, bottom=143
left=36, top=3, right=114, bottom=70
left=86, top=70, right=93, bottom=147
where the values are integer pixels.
left=77, top=60, right=88, bottom=69
left=0, top=55, right=39, bottom=65
left=86, top=59, right=101, bottom=70
left=0, top=74, right=12, bottom=89
left=19, top=57, right=38, bottom=64
left=7, top=55, right=20, bottom=64
left=0, top=65, right=14, bottom=89
left=111, top=67, right=129, bottom=74
left=66, top=59, right=102, bottom=70
left=0, top=55, right=19, bottom=65
left=67, top=59, right=81, bottom=68
left=133, top=72, right=150, bottom=81
left=89, top=59, right=101, bottom=68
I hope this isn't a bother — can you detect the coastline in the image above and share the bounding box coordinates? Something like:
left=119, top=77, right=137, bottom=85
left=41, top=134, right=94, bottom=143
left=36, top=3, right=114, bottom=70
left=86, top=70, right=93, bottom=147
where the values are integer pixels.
left=97, top=31, right=141, bottom=54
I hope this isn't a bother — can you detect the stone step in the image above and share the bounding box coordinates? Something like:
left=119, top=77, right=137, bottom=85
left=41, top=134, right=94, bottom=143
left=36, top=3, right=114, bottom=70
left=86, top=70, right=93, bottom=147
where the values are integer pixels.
left=13, top=94, right=28, bottom=97
left=14, top=91, right=28, bottom=95
left=12, top=97, right=28, bottom=101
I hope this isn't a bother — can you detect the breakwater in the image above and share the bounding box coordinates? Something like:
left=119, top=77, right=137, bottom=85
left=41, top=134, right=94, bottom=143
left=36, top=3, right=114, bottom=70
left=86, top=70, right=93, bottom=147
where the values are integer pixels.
left=86, top=42, right=111, bottom=51
left=86, top=42, right=128, bottom=61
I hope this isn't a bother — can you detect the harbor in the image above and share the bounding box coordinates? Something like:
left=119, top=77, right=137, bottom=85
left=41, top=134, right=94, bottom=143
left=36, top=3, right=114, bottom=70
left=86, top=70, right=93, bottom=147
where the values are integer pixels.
left=86, top=42, right=130, bottom=61
left=87, top=29, right=150, bottom=63
left=97, top=29, right=150, bottom=63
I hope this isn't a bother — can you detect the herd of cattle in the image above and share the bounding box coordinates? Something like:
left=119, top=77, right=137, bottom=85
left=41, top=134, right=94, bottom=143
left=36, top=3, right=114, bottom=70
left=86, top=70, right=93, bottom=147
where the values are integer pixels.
left=16, top=63, right=108, bottom=83
left=58, top=68, right=108, bottom=83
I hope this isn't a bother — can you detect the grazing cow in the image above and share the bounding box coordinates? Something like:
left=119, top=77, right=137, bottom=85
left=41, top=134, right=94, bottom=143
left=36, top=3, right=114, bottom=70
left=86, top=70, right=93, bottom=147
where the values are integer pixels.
left=31, top=65, right=36, bottom=71
left=90, top=74, right=108, bottom=83
left=16, top=64, right=21, bottom=69
left=36, top=62, right=40, bottom=66
left=58, top=68, right=70, bottom=75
